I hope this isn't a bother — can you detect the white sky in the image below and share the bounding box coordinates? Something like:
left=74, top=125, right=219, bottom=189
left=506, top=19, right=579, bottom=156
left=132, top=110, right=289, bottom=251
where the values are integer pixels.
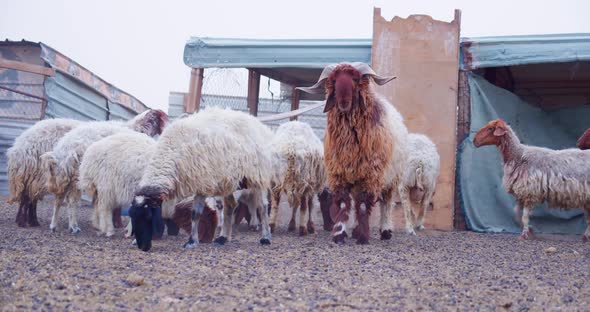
left=2, top=0, right=589, bottom=111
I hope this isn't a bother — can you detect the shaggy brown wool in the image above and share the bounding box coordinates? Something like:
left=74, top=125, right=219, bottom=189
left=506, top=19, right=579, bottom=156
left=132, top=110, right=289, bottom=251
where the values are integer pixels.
left=171, top=201, right=218, bottom=243
left=577, top=128, right=590, bottom=150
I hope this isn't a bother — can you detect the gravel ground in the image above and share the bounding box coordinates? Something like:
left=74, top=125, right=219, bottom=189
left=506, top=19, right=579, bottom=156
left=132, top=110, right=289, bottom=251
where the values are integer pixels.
left=1, top=195, right=589, bottom=311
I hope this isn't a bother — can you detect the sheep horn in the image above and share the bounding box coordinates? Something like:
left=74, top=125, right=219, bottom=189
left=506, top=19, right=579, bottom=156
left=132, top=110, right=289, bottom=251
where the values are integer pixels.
left=296, top=64, right=337, bottom=94
left=350, top=62, right=397, bottom=86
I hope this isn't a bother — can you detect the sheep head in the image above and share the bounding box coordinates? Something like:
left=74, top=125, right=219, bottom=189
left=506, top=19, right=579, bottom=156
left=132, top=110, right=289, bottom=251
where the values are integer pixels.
left=577, top=128, right=590, bottom=150
left=129, top=185, right=168, bottom=252
left=473, top=119, right=509, bottom=148
left=296, top=62, right=396, bottom=113
left=129, top=109, right=169, bottom=138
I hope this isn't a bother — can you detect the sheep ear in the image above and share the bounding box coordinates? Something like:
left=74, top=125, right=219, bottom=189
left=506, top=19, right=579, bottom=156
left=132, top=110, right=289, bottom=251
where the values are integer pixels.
left=493, top=126, right=507, bottom=137
left=324, top=92, right=336, bottom=113
left=358, top=90, right=366, bottom=111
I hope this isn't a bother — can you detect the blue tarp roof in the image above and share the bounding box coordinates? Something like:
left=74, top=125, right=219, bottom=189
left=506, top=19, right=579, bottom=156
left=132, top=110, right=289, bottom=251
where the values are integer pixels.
left=183, top=37, right=372, bottom=69
left=184, top=34, right=590, bottom=71
left=460, top=33, right=590, bottom=70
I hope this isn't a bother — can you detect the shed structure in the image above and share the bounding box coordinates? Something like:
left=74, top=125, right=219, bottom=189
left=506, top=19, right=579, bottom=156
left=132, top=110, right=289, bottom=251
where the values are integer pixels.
left=0, top=40, right=150, bottom=195
left=456, top=33, right=590, bottom=234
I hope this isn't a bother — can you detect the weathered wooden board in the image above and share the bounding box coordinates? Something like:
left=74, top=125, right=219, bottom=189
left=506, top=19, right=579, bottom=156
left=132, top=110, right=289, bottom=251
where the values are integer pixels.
left=371, top=8, right=461, bottom=230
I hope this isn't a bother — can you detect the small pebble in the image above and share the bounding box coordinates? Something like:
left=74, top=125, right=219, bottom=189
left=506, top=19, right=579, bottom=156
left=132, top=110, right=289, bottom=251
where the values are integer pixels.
left=125, top=273, right=145, bottom=287
left=545, top=247, right=557, bottom=254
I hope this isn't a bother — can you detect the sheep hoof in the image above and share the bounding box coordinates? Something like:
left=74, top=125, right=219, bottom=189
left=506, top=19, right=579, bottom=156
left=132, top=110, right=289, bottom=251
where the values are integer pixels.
left=288, top=220, right=296, bottom=232
left=356, top=237, right=369, bottom=245
left=333, top=233, right=346, bottom=245
left=269, top=223, right=276, bottom=233
left=50, top=225, right=57, bottom=232
left=405, top=228, right=416, bottom=236
left=214, top=236, right=228, bottom=245
left=131, top=239, right=138, bottom=246
left=105, top=231, right=115, bottom=238
left=582, top=235, right=589, bottom=242
left=520, top=231, right=531, bottom=240
left=416, top=225, right=425, bottom=231
left=299, top=226, right=308, bottom=237
left=249, top=225, right=259, bottom=232
left=260, top=238, right=271, bottom=245
left=69, top=227, right=81, bottom=234
left=183, top=242, right=198, bottom=249
left=307, top=222, right=315, bottom=234
left=380, top=229, right=393, bottom=240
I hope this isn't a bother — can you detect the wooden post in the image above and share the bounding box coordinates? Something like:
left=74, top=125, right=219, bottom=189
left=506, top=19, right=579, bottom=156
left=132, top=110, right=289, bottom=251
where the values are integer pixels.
left=247, top=69, right=260, bottom=116
left=290, top=88, right=300, bottom=121
left=186, top=68, right=204, bottom=113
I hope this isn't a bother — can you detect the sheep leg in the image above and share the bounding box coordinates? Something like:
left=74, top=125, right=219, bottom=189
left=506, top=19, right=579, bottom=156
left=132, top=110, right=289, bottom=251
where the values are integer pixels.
left=353, top=192, right=374, bottom=245
left=318, top=188, right=334, bottom=231
left=415, top=201, right=428, bottom=230
left=299, top=195, right=308, bottom=236
left=288, top=195, right=300, bottom=232
left=184, top=196, right=206, bottom=249
left=306, top=195, right=315, bottom=234
left=379, top=188, right=394, bottom=240
left=27, top=198, right=40, bottom=227
left=67, top=189, right=81, bottom=234
left=582, top=206, right=590, bottom=242
left=331, top=187, right=351, bottom=244
left=268, top=189, right=281, bottom=233
left=416, top=191, right=433, bottom=230
left=257, top=191, right=272, bottom=245
left=101, top=202, right=115, bottom=237
left=520, top=206, right=533, bottom=240
left=49, top=194, right=65, bottom=232
left=112, top=207, right=124, bottom=229
left=15, top=191, right=29, bottom=227
left=215, top=194, right=238, bottom=245
left=248, top=199, right=260, bottom=232
left=398, top=186, right=416, bottom=236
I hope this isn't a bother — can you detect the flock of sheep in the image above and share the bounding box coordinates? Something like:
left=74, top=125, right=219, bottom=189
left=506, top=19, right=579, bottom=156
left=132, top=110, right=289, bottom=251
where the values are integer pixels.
left=6, top=62, right=590, bottom=252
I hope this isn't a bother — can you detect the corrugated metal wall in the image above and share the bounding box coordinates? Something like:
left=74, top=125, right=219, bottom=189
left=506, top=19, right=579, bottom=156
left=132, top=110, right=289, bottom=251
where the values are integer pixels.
left=44, top=72, right=109, bottom=121
left=168, top=92, right=327, bottom=139
left=0, top=118, right=37, bottom=194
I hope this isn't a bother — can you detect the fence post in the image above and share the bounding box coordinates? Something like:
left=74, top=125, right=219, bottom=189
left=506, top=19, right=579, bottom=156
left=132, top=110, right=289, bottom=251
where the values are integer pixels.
left=290, top=88, right=300, bottom=121
left=186, top=68, right=204, bottom=113
left=247, top=69, right=260, bottom=116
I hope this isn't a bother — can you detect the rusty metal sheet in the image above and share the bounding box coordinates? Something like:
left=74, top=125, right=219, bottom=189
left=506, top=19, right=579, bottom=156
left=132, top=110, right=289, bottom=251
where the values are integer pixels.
left=39, top=43, right=148, bottom=114
left=372, top=8, right=461, bottom=231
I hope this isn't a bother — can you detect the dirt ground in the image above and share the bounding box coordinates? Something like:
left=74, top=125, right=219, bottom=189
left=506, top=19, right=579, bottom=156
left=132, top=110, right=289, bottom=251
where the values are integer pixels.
left=1, top=195, right=589, bottom=311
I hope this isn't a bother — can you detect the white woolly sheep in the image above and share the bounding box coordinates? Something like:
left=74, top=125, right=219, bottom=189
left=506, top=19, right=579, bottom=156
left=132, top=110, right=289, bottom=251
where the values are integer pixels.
left=41, top=109, right=168, bottom=233
left=268, top=120, right=326, bottom=236
left=78, top=131, right=217, bottom=240
left=297, top=62, right=410, bottom=244
left=474, top=118, right=590, bottom=241
left=7, top=118, right=81, bottom=227
left=128, top=107, right=274, bottom=252
left=397, top=133, right=440, bottom=231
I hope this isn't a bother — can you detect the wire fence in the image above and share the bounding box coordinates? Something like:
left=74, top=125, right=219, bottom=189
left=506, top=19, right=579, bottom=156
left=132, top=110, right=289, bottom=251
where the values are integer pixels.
left=170, top=68, right=327, bottom=139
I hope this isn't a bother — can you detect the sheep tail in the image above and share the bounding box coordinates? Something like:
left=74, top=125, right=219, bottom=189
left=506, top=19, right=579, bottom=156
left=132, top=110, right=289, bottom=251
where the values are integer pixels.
left=284, top=145, right=297, bottom=201
left=415, top=162, right=424, bottom=190
left=6, top=154, right=24, bottom=204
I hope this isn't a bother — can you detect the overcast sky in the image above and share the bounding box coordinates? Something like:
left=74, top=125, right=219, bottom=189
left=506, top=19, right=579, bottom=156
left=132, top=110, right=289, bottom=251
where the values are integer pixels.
left=2, top=0, right=589, bottom=111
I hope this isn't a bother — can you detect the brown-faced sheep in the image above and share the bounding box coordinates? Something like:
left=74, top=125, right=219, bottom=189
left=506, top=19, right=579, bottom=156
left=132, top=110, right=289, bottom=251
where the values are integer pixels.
left=474, top=119, right=590, bottom=241
left=298, top=62, right=410, bottom=244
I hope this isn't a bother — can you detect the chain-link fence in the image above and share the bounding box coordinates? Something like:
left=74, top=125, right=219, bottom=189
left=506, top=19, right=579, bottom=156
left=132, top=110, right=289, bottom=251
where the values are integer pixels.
left=169, top=68, right=327, bottom=140
left=0, top=78, right=45, bottom=120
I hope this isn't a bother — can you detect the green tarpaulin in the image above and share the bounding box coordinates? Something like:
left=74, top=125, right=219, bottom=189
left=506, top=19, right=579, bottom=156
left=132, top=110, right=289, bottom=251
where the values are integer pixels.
left=458, top=73, right=590, bottom=234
